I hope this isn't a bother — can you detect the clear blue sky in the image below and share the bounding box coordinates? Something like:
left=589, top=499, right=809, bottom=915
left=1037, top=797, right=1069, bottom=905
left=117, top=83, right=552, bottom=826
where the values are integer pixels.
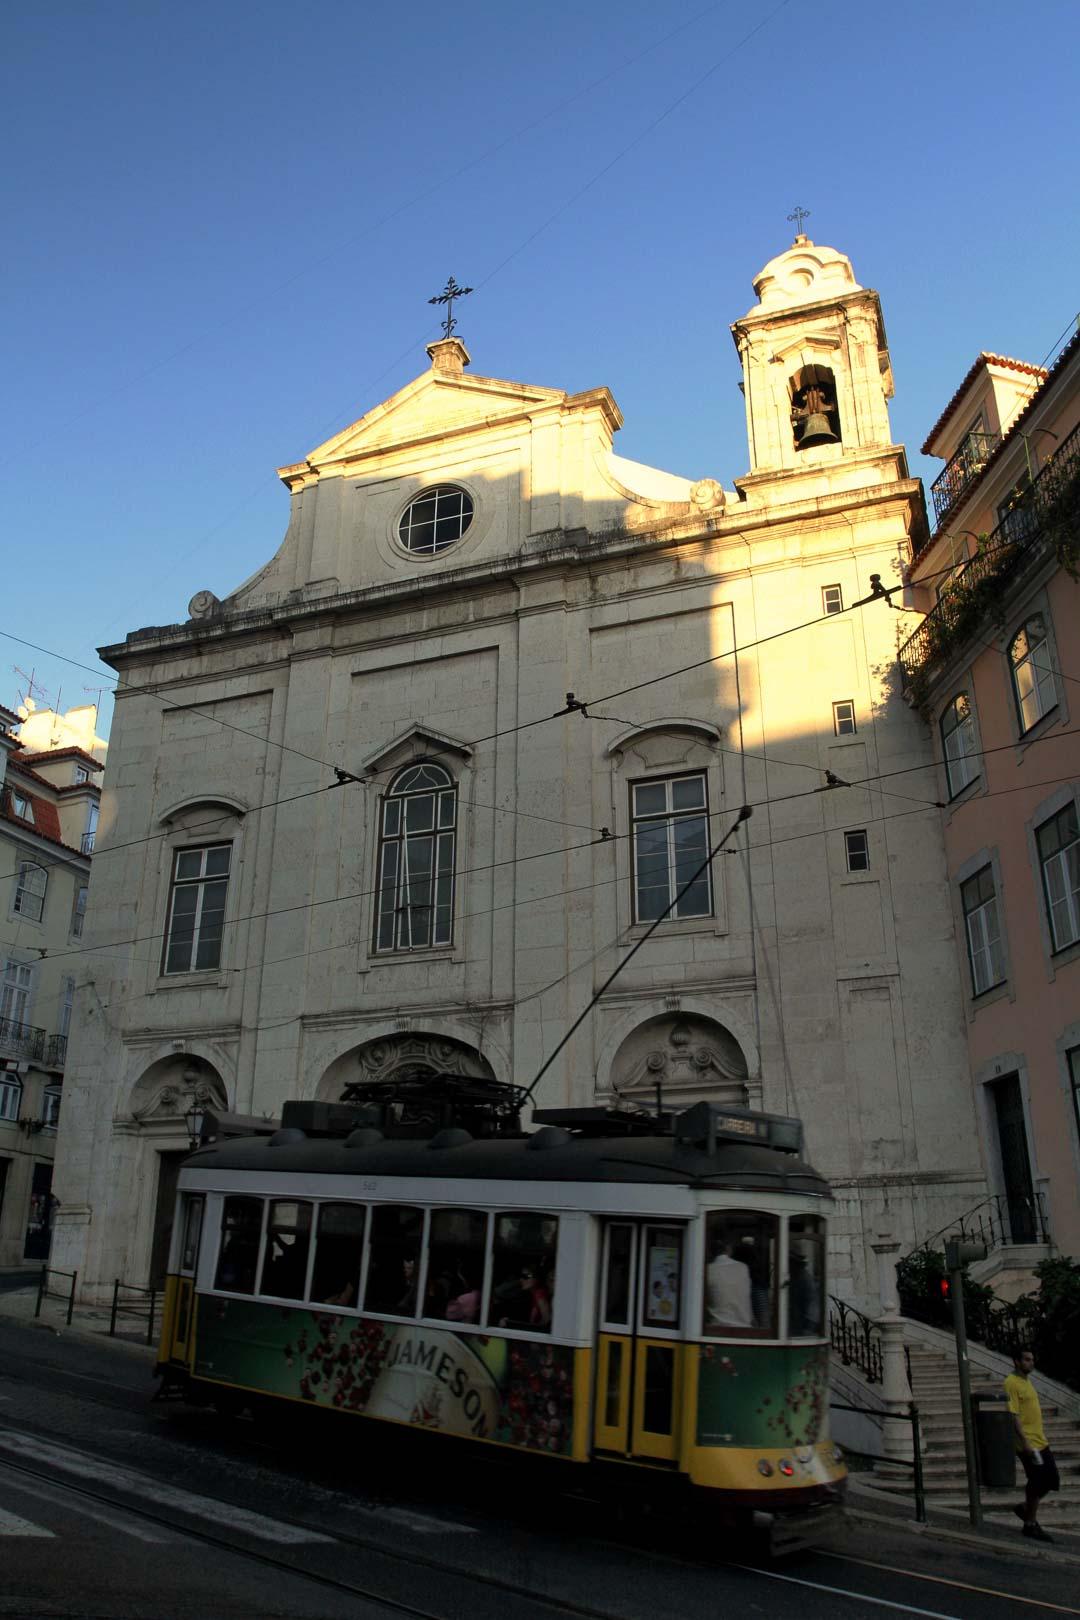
left=4, top=0, right=1077, bottom=739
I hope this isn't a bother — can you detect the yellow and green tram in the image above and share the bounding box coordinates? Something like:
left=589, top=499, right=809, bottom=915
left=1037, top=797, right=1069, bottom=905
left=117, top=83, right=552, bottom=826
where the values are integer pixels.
left=157, top=1079, right=845, bottom=1541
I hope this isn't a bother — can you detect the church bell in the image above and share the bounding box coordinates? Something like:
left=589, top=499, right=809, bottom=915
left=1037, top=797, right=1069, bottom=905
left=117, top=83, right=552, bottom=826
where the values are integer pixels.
left=798, top=412, right=839, bottom=448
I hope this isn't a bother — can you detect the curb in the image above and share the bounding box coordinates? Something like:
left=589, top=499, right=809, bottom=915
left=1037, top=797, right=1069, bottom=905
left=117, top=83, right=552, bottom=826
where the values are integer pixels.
left=844, top=1484, right=1080, bottom=1567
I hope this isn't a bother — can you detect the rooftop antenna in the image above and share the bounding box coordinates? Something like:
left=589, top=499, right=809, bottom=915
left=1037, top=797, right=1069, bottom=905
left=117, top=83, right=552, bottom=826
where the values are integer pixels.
left=13, top=665, right=47, bottom=711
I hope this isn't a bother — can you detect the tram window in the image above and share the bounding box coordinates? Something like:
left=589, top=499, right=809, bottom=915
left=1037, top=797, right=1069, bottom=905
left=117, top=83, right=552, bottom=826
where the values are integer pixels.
left=214, top=1197, right=264, bottom=1295
left=424, top=1209, right=487, bottom=1323
left=788, top=1215, right=826, bottom=1337
left=309, top=1204, right=366, bottom=1308
left=364, top=1205, right=424, bottom=1316
left=180, top=1196, right=204, bottom=1273
left=260, top=1201, right=313, bottom=1300
left=487, top=1213, right=557, bottom=1333
left=604, top=1224, right=634, bottom=1326
left=703, top=1211, right=778, bottom=1337
left=641, top=1226, right=682, bottom=1329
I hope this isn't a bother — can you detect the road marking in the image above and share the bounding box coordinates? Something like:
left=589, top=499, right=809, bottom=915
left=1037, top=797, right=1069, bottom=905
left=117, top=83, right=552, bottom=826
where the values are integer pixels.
left=0, top=1506, right=53, bottom=1537
left=353, top=1503, right=477, bottom=1535
left=0, top=1431, right=332, bottom=1545
left=730, top=1563, right=963, bottom=1618
left=819, top=1550, right=1080, bottom=1615
left=9, top=1469, right=174, bottom=1544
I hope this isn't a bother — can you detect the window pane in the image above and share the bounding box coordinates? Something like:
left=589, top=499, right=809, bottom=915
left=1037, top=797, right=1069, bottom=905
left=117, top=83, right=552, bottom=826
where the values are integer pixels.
left=376, top=843, right=399, bottom=951
left=181, top=1197, right=204, bottom=1272
left=405, top=794, right=435, bottom=833
left=259, top=1201, right=313, bottom=1299
left=671, top=777, right=705, bottom=811
left=363, top=1205, right=423, bottom=1315
left=603, top=1225, right=633, bottom=1325
left=487, top=1213, right=558, bottom=1333
left=642, top=1226, right=682, bottom=1328
left=633, top=782, right=668, bottom=818
left=310, top=1204, right=366, bottom=1307
left=204, top=846, right=231, bottom=877
left=704, top=1211, right=778, bottom=1337
left=383, top=799, right=402, bottom=836
left=176, top=850, right=203, bottom=880
left=215, top=1197, right=263, bottom=1294
left=788, top=1215, right=826, bottom=1337
left=641, top=1344, right=676, bottom=1434
left=425, top=1208, right=487, bottom=1322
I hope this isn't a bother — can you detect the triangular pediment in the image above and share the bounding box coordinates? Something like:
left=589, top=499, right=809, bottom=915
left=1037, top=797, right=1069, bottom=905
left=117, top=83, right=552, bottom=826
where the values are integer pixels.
left=361, top=725, right=473, bottom=776
left=282, top=368, right=569, bottom=485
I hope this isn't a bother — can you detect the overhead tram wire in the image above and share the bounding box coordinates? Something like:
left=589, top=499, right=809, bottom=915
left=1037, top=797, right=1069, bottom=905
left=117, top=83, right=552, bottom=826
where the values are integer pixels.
left=520, top=806, right=752, bottom=1105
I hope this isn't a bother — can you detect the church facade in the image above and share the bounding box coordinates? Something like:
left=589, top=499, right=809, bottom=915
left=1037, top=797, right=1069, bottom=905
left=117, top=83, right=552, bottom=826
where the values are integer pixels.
left=52, top=238, right=985, bottom=1308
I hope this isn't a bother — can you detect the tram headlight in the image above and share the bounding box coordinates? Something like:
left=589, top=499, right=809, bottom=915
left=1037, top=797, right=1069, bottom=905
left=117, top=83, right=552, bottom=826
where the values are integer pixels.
left=757, top=1459, right=774, bottom=1477
left=778, top=1459, right=795, bottom=1477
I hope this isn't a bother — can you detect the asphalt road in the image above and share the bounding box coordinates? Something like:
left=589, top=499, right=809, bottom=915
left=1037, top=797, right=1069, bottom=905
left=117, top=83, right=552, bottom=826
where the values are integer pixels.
left=0, top=1317, right=1076, bottom=1619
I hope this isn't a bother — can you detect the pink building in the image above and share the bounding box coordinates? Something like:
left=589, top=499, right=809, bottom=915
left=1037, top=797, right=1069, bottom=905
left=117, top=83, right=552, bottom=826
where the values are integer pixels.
left=902, top=327, right=1080, bottom=1269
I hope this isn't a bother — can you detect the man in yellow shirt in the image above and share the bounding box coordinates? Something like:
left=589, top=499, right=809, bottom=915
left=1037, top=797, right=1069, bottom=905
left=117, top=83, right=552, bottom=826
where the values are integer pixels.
left=1004, top=1347, right=1059, bottom=1542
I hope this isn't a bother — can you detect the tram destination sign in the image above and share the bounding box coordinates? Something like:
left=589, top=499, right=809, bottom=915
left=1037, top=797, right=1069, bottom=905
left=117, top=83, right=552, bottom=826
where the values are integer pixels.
left=675, top=1103, right=803, bottom=1156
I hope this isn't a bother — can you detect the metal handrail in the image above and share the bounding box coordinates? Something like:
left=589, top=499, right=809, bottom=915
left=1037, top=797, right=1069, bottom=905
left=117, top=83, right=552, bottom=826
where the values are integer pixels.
left=109, top=1279, right=160, bottom=1347
left=930, top=429, right=1000, bottom=524
left=35, top=1266, right=77, bottom=1326
left=912, top=1191, right=1051, bottom=1258
left=828, top=1296, right=883, bottom=1384
left=0, top=1017, right=46, bottom=1062
left=901, top=418, right=1080, bottom=688
left=829, top=1400, right=926, bottom=1523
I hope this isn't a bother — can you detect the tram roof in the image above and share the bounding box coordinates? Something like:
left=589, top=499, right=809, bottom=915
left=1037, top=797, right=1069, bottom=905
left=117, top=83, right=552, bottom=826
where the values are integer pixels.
left=184, top=1130, right=829, bottom=1196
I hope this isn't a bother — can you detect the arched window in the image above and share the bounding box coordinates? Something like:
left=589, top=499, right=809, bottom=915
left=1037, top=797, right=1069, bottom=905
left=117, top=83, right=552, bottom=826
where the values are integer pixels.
left=790, top=365, right=841, bottom=451
left=1009, top=616, right=1056, bottom=733
left=374, top=763, right=457, bottom=952
left=940, top=694, right=979, bottom=797
left=13, top=862, right=48, bottom=923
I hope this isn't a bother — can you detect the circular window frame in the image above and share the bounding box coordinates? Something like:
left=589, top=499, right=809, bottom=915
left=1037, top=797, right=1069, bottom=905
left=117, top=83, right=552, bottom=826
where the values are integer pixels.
left=396, top=484, right=475, bottom=558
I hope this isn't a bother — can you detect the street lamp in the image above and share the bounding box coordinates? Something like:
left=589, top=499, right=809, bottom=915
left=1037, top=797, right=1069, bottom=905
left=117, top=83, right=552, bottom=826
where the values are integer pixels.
left=181, top=1062, right=208, bottom=1150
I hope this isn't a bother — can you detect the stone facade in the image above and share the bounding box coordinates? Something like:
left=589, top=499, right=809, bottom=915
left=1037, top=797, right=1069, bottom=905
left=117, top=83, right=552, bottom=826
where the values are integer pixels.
left=51, top=240, right=985, bottom=1308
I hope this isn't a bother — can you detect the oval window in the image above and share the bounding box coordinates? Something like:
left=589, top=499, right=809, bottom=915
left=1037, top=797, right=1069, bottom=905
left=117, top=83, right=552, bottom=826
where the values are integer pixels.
left=398, top=486, right=474, bottom=555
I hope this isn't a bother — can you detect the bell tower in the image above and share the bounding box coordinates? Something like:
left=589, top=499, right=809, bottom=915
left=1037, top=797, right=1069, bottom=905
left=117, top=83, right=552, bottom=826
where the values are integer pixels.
left=730, top=234, right=903, bottom=504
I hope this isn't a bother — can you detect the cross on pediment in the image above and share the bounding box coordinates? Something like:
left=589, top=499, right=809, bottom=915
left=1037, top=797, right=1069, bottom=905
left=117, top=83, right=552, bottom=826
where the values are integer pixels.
left=428, top=275, right=473, bottom=338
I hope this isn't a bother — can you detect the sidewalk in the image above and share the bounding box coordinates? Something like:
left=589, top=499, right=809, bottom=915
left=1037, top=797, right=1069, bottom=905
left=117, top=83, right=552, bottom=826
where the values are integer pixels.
left=0, top=1268, right=157, bottom=1357
left=845, top=1470, right=1080, bottom=1566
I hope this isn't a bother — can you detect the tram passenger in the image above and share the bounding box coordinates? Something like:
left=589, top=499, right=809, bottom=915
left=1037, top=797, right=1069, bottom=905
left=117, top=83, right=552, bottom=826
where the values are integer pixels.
left=395, top=1257, right=418, bottom=1315
left=446, top=1271, right=481, bottom=1323
left=789, top=1249, right=821, bottom=1335
left=706, top=1229, right=753, bottom=1328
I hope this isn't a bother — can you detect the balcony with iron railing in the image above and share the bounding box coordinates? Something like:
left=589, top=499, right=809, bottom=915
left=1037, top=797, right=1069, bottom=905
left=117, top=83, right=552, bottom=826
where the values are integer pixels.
left=901, top=419, right=1080, bottom=694
left=45, top=1033, right=67, bottom=1069
left=0, top=1017, right=46, bottom=1063
left=929, top=428, right=1000, bottom=524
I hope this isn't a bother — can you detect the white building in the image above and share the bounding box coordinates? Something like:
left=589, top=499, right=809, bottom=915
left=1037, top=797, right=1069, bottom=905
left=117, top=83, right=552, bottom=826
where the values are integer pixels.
left=53, top=238, right=985, bottom=1306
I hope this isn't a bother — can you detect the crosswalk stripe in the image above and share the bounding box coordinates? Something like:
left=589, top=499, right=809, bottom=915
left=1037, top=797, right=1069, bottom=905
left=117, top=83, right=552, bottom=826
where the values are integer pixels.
left=0, top=1506, right=54, bottom=1537
left=0, top=1432, right=332, bottom=1545
left=11, top=1472, right=174, bottom=1544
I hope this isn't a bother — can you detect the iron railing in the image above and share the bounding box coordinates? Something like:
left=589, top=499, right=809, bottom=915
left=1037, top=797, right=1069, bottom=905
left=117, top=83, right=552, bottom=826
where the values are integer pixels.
left=829, top=1296, right=883, bottom=1384
left=80, top=831, right=96, bottom=854
left=109, top=1279, right=160, bottom=1347
left=0, top=1017, right=45, bottom=1063
left=902, top=418, right=1080, bottom=688
left=914, top=1192, right=1051, bottom=1259
left=45, top=1033, right=67, bottom=1068
left=35, top=1266, right=77, bottom=1326
left=930, top=429, right=1000, bottom=524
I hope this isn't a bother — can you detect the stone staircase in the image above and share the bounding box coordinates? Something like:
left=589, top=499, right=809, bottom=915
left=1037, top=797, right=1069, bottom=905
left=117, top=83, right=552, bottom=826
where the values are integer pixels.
left=872, top=1342, right=1080, bottom=1531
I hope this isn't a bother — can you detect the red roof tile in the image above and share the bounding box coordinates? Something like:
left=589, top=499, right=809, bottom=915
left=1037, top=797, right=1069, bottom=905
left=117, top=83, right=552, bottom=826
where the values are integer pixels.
left=14, top=747, right=103, bottom=772
left=921, top=352, right=1048, bottom=457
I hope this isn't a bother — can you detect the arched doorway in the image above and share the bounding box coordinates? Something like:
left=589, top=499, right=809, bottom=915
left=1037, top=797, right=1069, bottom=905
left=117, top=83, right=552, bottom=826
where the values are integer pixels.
left=127, top=1054, right=228, bottom=1287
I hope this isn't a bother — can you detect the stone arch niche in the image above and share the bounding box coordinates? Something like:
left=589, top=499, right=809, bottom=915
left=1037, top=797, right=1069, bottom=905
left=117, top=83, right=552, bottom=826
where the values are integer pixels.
left=317, top=1032, right=496, bottom=1104
left=127, top=1052, right=229, bottom=1130
left=605, top=1013, right=749, bottom=1111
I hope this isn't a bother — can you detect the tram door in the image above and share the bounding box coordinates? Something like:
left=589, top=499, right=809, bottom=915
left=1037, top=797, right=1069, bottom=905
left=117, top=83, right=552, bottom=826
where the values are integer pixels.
left=165, top=1195, right=204, bottom=1365
left=593, top=1221, right=684, bottom=1462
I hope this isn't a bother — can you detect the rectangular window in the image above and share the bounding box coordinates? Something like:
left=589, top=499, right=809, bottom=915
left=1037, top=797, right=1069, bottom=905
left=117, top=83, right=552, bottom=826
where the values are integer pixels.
left=822, top=584, right=843, bottom=616
left=0, top=1079, right=22, bottom=1123
left=1037, top=803, right=1080, bottom=953
left=42, top=1087, right=61, bottom=1131
left=13, top=863, right=47, bottom=923
left=59, top=976, right=76, bottom=1040
left=844, top=830, right=869, bottom=872
left=703, top=1210, right=778, bottom=1338
left=11, top=794, right=34, bottom=824
left=788, top=1215, right=826, bottom=1337
left=363, top=1204, right=423, bottom=1316
left=214, top=1197, right=264, bottom=1295
left=1, top=961, right=33, bottom=1026
left=71, top=886, right=88, bottom=939
left=424, top=1208, right=488, bottom=1323
left=309, top=1203, right=366, bottom=1307
left=631, top=773, right=711, bottom=923
left=487, top=1212, right=558, bottom=1334
left=1070, top=1049, right=1080, bottom=1148
left=259, top=1200, right=313, bottom=1300
left=961, top=866, right=1006, bottom=995
left=74, top=766, right=90, bottom=784
left=162, top=844, right=231, bottom=974
left=642, top=1225, right=682, bottom=1330
left=832, top=700, right=856, bottom=736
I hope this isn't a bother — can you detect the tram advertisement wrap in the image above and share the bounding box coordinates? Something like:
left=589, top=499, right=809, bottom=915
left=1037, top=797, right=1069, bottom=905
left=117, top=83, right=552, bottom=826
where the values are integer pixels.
left=195, top=1301, right=575, bottom=1453
left=695, top=1345, right=828, bottom=1447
